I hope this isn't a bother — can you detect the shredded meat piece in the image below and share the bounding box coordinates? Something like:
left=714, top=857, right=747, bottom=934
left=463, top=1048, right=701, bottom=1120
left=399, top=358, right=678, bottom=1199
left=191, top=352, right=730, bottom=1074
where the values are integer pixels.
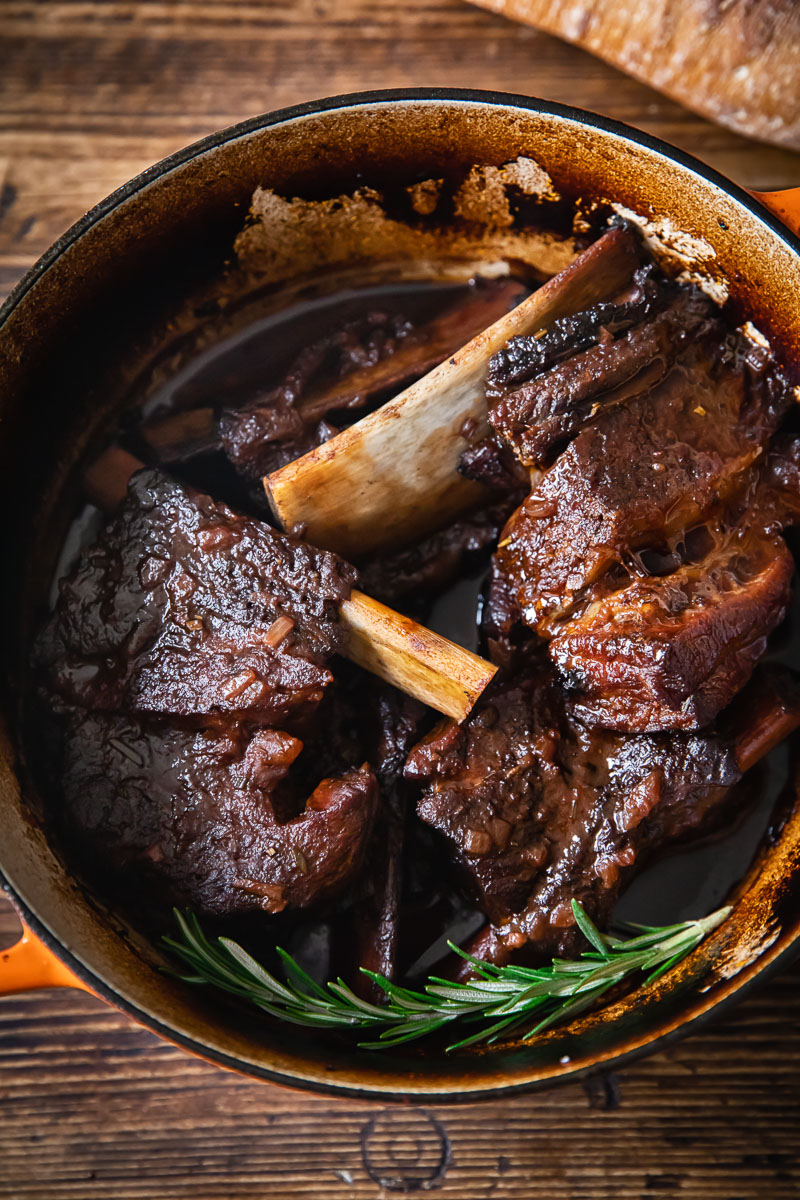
left=458, top=436, right=530, bottom=494
left=487, top=262, right=660, bottom=389
left=405, top=670, right=800, bottom=961
left=60, top=712, right=378, bottom=918
left=488, top=276, right=719, bottom=467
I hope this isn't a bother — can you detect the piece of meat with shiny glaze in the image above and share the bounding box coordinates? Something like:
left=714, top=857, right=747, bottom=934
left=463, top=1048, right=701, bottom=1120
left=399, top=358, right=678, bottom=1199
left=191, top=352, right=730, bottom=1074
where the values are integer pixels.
left=486, top=261, right=659, bottom=390
left=755, top=434, right=800, bottom=531
left=404, top=670, right=780, bottom=961
left=359, top=502, right=514, bottom=605
left=545, top=436, right=800, bottom=731
left=488, top=279, right=719, bottom=467
left=550, top=525, right=794, bottom=731
left=60, top=711, right=378, bottom=918
left=458, top=666, right=800, bottom=970
left=36, top=468, right=357, bottom=727
left=497, top=333, right=793, bottom=634
left=405, top=675, right=566, bottom=922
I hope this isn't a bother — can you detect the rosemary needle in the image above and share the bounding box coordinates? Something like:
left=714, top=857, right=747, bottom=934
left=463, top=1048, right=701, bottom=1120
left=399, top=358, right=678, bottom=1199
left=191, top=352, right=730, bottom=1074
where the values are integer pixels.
left=163, top=901, right=730, bottom=1053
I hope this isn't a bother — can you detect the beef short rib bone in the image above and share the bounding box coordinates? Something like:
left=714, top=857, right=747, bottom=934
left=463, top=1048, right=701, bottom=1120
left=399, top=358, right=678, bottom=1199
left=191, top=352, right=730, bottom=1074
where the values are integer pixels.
left=60, top=711, right=378, bottom=918
left=340, top=590, right=496, bottom=722
left=140, top=280, right=527, bottom=472
left=81, top=451, right=496, bottom=721
left=218, top=281, right=529, bottom=486
left=265, top=225, right=643, bottom=560
left=490, top=296, right=796, bottom=730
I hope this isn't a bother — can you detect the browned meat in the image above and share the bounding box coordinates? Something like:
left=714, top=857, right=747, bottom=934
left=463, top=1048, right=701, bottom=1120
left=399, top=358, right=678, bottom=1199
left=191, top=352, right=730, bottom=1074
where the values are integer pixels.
left=457, top=666, right=800, bottom=970
left=538, top=436, right=800, bottom=731
left=458, top=435, right=530, bottom=494
left=486, top=262, right=658, bottom=389
left=496, top=333, right=793, bottom=634
left=488, top=277, right=719, bottom=466
left=219, top=279, right=527, bottom=486
left=359, top=503, right=513, bottom=605
left=30, top=251, right=800, bottom=1004
left=347, top=688, right=427, bottom=997
left=405, top=668, right=800, bottom=962
left=60, top=712, right=378, bottom=918
left=218, top=310, right=412, bottom=483
left=36, top=469, right=357, bottom=727
left=479, top=560, right=527, bottom=672
left=551, top=526, right=794, bottom=731
left=757, top=434, right=800, bottom=530
left=406, top=675, right=566, bottom=923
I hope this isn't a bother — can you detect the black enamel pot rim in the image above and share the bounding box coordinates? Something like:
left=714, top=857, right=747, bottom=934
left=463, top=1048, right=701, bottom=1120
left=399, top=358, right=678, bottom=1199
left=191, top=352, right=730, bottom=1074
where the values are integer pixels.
left=3, top=88, right=800, bottom=1101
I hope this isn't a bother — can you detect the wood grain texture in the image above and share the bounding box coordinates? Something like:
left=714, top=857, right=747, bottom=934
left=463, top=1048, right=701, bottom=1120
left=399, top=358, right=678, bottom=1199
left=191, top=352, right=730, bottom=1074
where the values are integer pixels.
left=1, top=4, right=800, bottom=1197
left=3, top=0, right=800, bottom=304
left=2, top=897, right=800, bottom=1199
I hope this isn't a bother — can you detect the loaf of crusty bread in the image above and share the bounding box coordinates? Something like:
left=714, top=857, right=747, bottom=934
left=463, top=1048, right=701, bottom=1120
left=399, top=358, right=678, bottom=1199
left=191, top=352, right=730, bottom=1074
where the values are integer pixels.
left=467, top=0, right=800, bottom=149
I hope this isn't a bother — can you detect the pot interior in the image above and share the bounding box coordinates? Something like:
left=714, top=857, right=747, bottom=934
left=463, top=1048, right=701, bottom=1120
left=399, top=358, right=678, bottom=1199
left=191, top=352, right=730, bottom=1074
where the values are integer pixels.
left=2, top=93, right=800, bottom=1098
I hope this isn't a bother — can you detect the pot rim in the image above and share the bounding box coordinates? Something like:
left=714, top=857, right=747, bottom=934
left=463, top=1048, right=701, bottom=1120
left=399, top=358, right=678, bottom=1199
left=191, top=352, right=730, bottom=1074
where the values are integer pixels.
left=3, top=87, right=800, bottom=1100
left=2, top=86, right=798, bottom=334
left=3, top=869, right=800, bottom=1102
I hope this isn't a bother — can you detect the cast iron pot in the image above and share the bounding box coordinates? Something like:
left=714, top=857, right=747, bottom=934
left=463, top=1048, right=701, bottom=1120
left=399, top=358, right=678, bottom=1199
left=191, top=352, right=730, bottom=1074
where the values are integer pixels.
left=1, top=89, right=800, bottom=1101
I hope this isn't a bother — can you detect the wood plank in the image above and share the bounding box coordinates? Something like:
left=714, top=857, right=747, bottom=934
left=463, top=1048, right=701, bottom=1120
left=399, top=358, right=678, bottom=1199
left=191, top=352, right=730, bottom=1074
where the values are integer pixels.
left=2, top=3, right=800, bottom=1196
left=2, top=4, right=800, bottom=296
left=1, top=889, right=799, bottom=1198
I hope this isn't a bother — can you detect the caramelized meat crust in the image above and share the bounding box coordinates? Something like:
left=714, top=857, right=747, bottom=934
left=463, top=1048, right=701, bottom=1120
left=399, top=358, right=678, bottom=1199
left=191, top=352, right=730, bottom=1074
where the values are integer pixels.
left=487, top=262, right=661, bottom=390
left=61, top=712, right=378, bottom=918
left=484, top=261, right=795, bottom=736
left=36, top=469, right=357, bottom=726
left=551, top=527, right=794, bottom=731
left=496, top=333, right=792, bottom=635
left=488, top=277, right=719, bottom=467
left=405, top=673, right=742, bottom=958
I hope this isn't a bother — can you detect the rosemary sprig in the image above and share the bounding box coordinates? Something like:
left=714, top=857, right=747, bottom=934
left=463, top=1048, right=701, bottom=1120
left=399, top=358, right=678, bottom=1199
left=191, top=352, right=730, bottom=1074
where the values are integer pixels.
left=163, top=901, right=730, bottom=1053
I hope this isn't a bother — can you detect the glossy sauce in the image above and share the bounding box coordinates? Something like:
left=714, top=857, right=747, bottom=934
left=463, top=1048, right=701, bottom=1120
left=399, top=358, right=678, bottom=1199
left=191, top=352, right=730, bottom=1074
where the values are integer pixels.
left=40, top=268, right=799, bottom=979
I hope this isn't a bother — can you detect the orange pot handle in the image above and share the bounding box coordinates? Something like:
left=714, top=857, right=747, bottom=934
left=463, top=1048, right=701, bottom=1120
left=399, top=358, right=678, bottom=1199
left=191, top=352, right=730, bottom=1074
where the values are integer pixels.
left=1, top=917, right=93, bottom=995
left=749, top=187, right=800, bottom=238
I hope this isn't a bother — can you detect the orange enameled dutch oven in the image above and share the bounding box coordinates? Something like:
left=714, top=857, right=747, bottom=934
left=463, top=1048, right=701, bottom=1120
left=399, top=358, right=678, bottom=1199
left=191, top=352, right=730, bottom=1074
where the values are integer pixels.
left=1, top=90, right=800, bottom=1100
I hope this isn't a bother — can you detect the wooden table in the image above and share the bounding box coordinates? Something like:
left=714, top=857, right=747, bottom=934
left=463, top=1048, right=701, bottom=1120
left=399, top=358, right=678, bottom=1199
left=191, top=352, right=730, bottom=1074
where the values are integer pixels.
left=1, top=3, right=799, bottom=1196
